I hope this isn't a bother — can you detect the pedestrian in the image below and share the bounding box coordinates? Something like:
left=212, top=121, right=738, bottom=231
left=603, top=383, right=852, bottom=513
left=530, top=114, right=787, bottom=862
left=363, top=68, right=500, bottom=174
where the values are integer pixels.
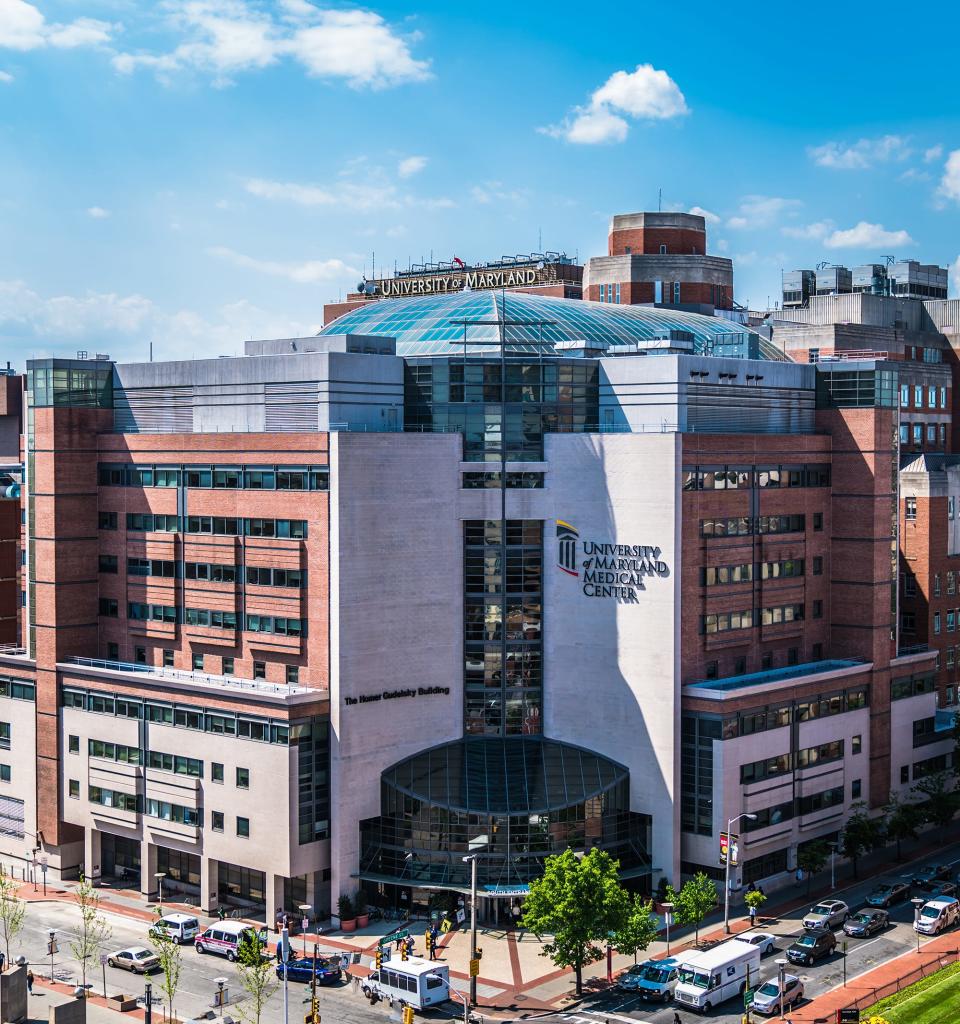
left=746, top=881, right=756, bottom=893
left=0, top=951, right=6, bottom=972
left=26, top=970, right=33, bottom=995
left=218, top=905, right=226, bottom=921
left=673, top=1012, right=681, bottom=1024
left=749, top=903, right=757, bottom=925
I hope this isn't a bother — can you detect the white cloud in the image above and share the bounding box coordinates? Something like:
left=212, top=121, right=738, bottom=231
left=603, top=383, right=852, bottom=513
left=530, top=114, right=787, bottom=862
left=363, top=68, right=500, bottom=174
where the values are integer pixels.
left=781, top=220, right=833, bottom=240
left=924, top=144, right=944, bottom=163
left=397, top=155, right=427, bottom=179
left=0, top=70, right=12, bottom=83
left=541, top=63, right=687, bottom=145
left=207, top=245, right=358, bottom=283
left=808, top=134, right=911, bottom=170
left=0, top=278, right=320, bottom=363
left=246, top=177, right=335, bottom=206
left=470, top=181, right=528, bottom=205
left=0, top=1, right=114, bottom=52
left=726, top=195, right=801, bottom=230
left=939, top=150, right=960, bottom=203
left=112, top=0, right=429, bottom=89
left=688, top=205, right=719, bottom=224
left=244, top=169, right=454, bottom=212
left=823, top=222, right=914, bottom=249
left=86, top=206, right=110, bottom=219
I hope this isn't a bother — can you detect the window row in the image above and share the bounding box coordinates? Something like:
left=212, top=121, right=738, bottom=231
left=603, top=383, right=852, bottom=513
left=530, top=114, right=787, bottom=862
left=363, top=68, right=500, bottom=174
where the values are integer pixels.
left=740, top=738, right=847, bottom=784
left=899, top=384, right=948, bottom=410
left=122, top=604, right=304, bottom=635
left=145, top=799, right=201, bottom=827
left=88, top=786, right=139, bottom=813
left=700, top=514, right=814, bottom=538
left=683, top=464, right=831, bottom=491
left=891, top=674, right=936, bottom=700
left=461, top=472, right=545, bottom=489
left=702, top=603, right=804, bottom=634
left=98, top=464, right=329, bottom=491
left=61, top=689, right=290, bottom=744
left=742, top=786, right=844, bottom=831
left=899, top=422, right=948, bottom=447
left=121, top=515, right=308, bottom=538
left=702, top=559, right=808, bottom=587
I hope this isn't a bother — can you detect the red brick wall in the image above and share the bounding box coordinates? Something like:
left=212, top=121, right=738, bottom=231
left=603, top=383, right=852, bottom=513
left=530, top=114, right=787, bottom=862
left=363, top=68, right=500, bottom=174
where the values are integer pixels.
left=586, top=281, right=730, bottom=308
left=609, top=227, right=706, bottom=256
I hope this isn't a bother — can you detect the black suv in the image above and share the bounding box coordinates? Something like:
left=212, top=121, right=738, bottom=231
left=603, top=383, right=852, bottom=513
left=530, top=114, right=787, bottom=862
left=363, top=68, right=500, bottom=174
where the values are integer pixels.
left=786, top=928, right=836, bottom=966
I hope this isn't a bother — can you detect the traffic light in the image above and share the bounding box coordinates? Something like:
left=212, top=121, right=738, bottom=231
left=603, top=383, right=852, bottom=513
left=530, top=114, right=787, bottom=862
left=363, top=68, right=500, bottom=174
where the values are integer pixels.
left=375, top=949, right=383, bottom=970
left=402, top=1007, right=414, bottom=1024
left=400, top=943, right=408, bottom=961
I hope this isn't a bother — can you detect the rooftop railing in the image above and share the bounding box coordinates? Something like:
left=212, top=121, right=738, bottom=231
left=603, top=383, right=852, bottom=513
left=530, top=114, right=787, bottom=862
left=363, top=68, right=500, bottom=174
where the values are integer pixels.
left=63, top=656, right=322, bottom=698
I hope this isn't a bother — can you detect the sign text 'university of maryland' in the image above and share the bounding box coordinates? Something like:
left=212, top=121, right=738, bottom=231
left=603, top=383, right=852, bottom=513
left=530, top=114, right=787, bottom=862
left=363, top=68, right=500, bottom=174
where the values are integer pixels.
left=556, top=520, right=670, bottom=602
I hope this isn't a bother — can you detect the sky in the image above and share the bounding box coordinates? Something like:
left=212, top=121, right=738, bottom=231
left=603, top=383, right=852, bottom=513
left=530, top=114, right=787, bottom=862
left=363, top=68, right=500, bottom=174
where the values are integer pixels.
left=2, top=0, right=960, bottom=365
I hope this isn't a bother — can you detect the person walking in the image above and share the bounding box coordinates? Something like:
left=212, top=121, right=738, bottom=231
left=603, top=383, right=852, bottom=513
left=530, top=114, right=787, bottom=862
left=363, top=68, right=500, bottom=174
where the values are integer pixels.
left=26, top=970, right=33, bottom=995
left=749, top=903, right=757, bottom=926
left=673, top=1012, right=682, bottom=1024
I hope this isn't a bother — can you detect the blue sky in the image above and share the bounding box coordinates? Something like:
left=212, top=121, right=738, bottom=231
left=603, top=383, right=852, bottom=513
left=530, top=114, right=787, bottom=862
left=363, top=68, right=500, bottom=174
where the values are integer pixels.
left=2, top=0, right=960, bottom=364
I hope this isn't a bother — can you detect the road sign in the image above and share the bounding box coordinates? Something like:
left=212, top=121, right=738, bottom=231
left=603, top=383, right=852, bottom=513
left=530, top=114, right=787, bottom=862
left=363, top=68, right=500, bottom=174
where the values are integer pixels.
left=378, top=928, right=409, bottom=947
left=743, top=988, right=753, bottom=1010
left=100, top=954, right=108, bottom=966
left=301, top=916, right=309, bottom=932
left=469, top=958, right=480, bottom=977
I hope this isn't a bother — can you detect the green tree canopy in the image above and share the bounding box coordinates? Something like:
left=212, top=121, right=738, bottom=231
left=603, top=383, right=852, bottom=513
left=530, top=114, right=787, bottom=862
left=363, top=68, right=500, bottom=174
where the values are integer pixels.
left=839, top=802, right=885, bottom=879
left=667, top=873, right=718, bottom=947
left=520, top=848, right=629, bottom=995
left=797, top=840, right=831, bottom=896
left=611, top=894, right=659, bottom=964
left=884, top=794, right=922, bottom=860
left=911, top=771, right=960, bottom=830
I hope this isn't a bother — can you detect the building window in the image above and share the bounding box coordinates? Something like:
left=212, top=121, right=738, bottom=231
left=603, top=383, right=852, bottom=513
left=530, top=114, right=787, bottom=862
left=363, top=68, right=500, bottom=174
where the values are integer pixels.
left=949, top=572, right=956, bottom=595
left=813, top=600, right=823, bottom=619
left=906, top=497, right=917, bottom=521
left=941, top=386, right=948, bottom=408
left=98, top=598, right=118, bottom=618
left=787, top=647, right=799, bottom=665
left=135, top=647, right=146, bottom=664
left=98, top=555, right=117, bottom=574
left=905, top=573, right=918, bottom=597
left=192, top=654, right=203, bottom=671
left=948, top=611, right=956, bottom=632
left=68, top=734, right=78, bottom=754
left=812, top=643, right=823, bottom=660
left=941, top=423, right=947, bottom=445
left=659, top=243, right=667, bottom=254
left=933, top=574, right=941, bottom=597
left=68, top=779, right=79, bottom=798
left=253, top=661, right=265, bottom=680
left=852, top=734, right=862, bottom=754
left=813, top=556, right=823, bottom=576
left=813, top=513, right=823, bottom=531
left=211, top=763, right=224, bottom=783
left=107, top=643, right=118, bottom=660
left=915, top=385, right=923, bottom=406
left=222, top=658, right=234, bottom=676
left=901, top=384, right=909, bottom=407
left=761, top=652, right=773, bottom=670
left=237, top=817, right=250, bottom=838
left=948, top=648, right=956, bottom=668
left=950, top=498, right=956, bottom=521
left=286, top=666, right=299, bottom=685
left=673, top=281, right=681, bottom=303
left=734, top=657, right=746, bottom=675
left=705, top=661, right=718, bottom=680
left=236, top=767, right=250, bottom=789
left=899, top=423, right=909, bottom=445
left=615, top=282, right=621, bottom=304
left=901, top=611, right=916, bottom=633
left=913, top=424, right=923, bottom=446
left=928, top=424, right=937, bottom=443
left=900, top=765, right=909, bottom=784
left=97, top=511, right=117, bottom=530
left=212, top=811, right=224, bottom=832
left=599, top=284, right=606, bottom=302
left=935, top=612, right=942, bottom=634
left=852, top=779, right=862, bottom=799
left=929, top=386, right=937, bottom=408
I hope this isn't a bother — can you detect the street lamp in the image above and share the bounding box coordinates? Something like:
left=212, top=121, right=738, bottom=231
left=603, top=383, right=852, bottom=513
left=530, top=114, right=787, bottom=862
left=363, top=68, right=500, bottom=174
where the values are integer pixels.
left=279, top=925, right=290, bottom=1024
left=155, top=872, right=166, bottom=910
left=462, top=854, right=479, bottom=1009
left=828, top=841, right=838, bottom=890
left=48, top=929, right=56, bottom=982
left=724, top=813, right=758, bottom=933
left=911, top=897, right=925, bottom=953
left=775, top=958, right=787, bottom=1019
left=39, top=854, right=48, bottom=897
left=662, top=901, right=674, bottom=956
left=214, top=977, right=227, bottom=1021
left=144, top=981, right=153, bottom=1024
left=298, top=904, right=312, bottom=957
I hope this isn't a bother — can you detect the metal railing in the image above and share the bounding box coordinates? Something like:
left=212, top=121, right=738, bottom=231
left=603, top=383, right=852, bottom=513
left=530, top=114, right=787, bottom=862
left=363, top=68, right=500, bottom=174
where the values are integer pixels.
left=836, top=948, right=958, bottom=1014
left=63, top=656, right=323, bottom=698
left=0, top=645, right=28, bottom=658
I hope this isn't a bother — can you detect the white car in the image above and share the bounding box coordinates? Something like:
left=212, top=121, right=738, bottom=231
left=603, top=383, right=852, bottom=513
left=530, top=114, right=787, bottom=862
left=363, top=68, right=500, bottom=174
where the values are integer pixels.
left=741, top=932, right=776, bottom=956
left=750, top=974, right=804, bottom=1015
left=107, top=947, right=160, bottom=974
left=802, top=899, right=849, bottom=930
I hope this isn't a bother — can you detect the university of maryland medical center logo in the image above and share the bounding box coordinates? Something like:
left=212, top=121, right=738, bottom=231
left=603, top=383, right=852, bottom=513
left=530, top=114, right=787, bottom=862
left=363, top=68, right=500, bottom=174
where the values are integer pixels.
left=556, top=520, right=579, bottom=577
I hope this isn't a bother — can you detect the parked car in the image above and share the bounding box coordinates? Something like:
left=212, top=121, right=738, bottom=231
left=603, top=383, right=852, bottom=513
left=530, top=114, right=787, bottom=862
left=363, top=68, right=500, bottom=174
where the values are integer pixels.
left=149, top=914, right=199, bottom=946
left=196, top=921, right=269, bottom=961
left=616, top=964, right=645, bottom=992
left=913, top=864, right=952, bottom=887
left=802, top=900, right=849, bottom=930
left=750, top=973, right=804, bottom=1015
left=107, top=947, right=160, bottom=974
left=914, top=897, right=960, bottom=936
left=787, top=928, right=836, bottom=966
left=634, top=958, right=680, bottom=1002
left=275, top=953, right=343, bottom=985
left=741, top=932, right=777, bottom=956
left=865, top=881, right=911, bottom=907
left=925, top=881, right=957, bottom=901
left=843, top=909, right=889, bottom=938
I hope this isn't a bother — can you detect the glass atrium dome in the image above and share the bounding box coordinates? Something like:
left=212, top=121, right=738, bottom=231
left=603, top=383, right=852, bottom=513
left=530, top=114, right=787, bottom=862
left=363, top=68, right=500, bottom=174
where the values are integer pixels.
left=320, top=290, right=781, bottom=360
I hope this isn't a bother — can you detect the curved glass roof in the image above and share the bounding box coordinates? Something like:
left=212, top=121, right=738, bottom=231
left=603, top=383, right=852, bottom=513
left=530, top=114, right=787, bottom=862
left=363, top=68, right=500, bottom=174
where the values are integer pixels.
left=320, top=290, right=782, bottom=360
left=380, top=735, right=629, bottom=815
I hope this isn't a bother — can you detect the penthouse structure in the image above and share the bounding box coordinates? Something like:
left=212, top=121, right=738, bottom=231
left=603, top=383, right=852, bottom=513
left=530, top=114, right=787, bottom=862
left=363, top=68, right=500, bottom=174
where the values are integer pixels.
left=0, top=289, right=952, bottom=922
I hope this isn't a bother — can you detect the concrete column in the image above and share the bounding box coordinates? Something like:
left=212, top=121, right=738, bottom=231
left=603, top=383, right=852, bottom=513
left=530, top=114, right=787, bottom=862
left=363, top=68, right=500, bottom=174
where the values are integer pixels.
left=305, top=872, right=317, bottom=917
left=200, top=856, right=218, bottom=914
left=84, top=829, right=102, bottom=887
left=140, top=839, right=158, bottom=900
left=264, top=873, right=282, bottom=927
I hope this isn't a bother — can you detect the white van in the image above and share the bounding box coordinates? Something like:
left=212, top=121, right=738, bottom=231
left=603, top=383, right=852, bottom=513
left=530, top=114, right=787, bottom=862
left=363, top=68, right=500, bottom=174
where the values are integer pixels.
left=914, top=897, right=960, bottom=935
left=195, top=921, right=268, bottom=961
left=361, top=955, right=450, bottom=1011
left=150, top=914, right=199, bottom=945
left=674, top=938, right=761, bottom=1014
left=634, top=957, right=680, bottom=1002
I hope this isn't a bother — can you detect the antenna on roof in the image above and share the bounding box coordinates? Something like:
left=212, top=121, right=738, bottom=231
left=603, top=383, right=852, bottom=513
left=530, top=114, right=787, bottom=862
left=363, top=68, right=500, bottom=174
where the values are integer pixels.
left=658, top=188, right=662, bottom=212
left=538, top=226, right=542, bottom=251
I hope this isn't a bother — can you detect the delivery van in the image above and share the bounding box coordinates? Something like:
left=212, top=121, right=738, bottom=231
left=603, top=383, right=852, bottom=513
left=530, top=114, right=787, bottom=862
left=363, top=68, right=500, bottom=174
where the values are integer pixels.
left=673, top=938, right=761, bottom=1013
left=361, top=955, right=450, bottom=1011
left=914, top=897, right=960, bottom=935
left=195, top=921, right=268, bottom=961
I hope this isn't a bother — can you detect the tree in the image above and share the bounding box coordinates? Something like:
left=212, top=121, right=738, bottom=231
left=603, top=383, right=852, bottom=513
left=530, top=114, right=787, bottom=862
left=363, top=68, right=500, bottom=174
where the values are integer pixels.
left=839, top=803, right=885, bottom=879
left=611, top=894, right=658, bottom=964
left=520, top=848, right=629, bottom=996
left=667, top=873, right=718, bottom=947
left=884, top=794, right=922, bottom=860
left=235, top=929, right=277, bottom=1024
left=0, top=869, right=26, bottom=967
left=69, top=874, right=111, bottom=993
left=911, top=771, right=960, bottom=830
left=796, top=841, right=830, bottom=897
left=743, top=888, right=767, bottom=923
left=149, top=909, right=183, bottom=1022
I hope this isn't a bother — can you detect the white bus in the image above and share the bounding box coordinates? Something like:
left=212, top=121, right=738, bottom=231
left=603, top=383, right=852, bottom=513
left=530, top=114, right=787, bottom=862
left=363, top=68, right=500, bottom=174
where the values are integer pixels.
left=361, top=955, right=450, bottom=1010
left=673, top=938, right=761, bottom=1013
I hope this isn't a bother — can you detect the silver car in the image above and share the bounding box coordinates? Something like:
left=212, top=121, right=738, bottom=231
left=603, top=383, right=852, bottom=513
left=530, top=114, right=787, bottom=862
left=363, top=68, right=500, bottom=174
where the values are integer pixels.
left=802, top=899, right=849, bottom=930
left=751, top=974, right=804, bottom=1015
